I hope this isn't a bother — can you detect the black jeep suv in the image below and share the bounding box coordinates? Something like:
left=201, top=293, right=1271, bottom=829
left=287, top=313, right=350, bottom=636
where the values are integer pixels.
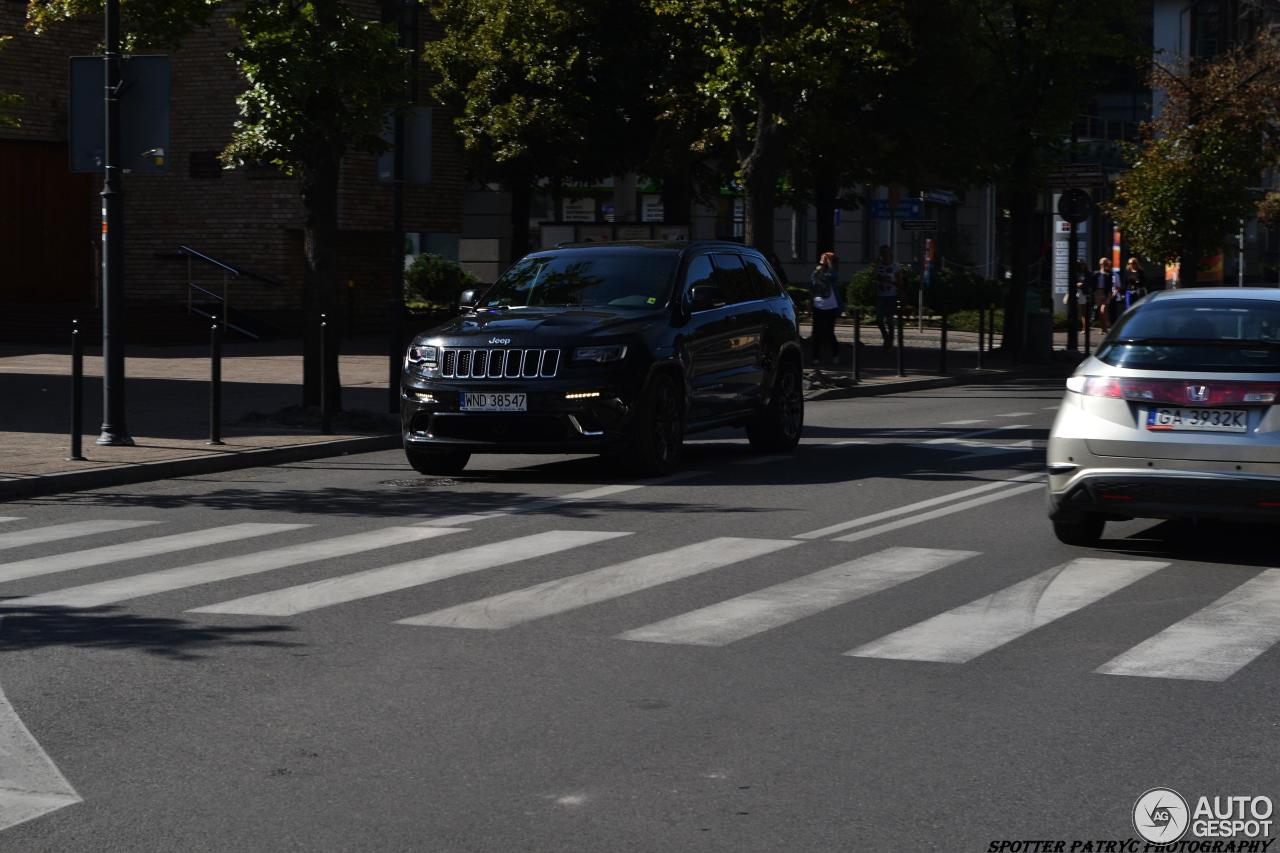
left=400, top=241, right=804, bottom=475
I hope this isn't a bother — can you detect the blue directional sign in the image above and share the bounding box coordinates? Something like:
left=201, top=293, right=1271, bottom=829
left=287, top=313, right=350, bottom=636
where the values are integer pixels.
left=870, top=199, right=922, bottom=219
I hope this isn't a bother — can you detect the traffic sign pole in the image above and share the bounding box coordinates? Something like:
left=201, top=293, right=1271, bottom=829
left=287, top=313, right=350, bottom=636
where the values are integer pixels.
left=97, top=0, right=133, bottom=447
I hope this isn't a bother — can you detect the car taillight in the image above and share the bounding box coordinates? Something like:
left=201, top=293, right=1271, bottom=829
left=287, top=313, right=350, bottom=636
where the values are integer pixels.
left=1069, top=377, right=1280, bottom=405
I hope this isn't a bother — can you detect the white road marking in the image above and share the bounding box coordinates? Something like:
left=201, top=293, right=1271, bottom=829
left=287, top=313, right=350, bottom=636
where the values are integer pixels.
left=190, top=530, right=630, bottom=617
left=995, top=412, right=1034, bottom=418
left=1042, top=405, right=1061, bottom=411
left=418, top=472, right=708, bottom=527
left=846, top=558, right=1168, bottom=663
left=0, top=520, right=158, bottom=552
left=0, top=523, right=307, bottom=585
left=1097, top=569, right=1280, bottom=682
left=794, top=472, right=1043, bottom=540
left=831, top=483, right=1042, bottom=543
left=12, top=527, right=461, bottom=609
left=924, top=424, right=1029, bottom=445
left=0, top=519, right=20, bottom=525
left=0, top=652, right=82, bottom=830
left=617, top=547, right=976, bottom=647
left=399, top=537, right=800, bottom=630
left=949, top=440, right=1035, bottom=462
left=939, top=419, right=985, bottom=426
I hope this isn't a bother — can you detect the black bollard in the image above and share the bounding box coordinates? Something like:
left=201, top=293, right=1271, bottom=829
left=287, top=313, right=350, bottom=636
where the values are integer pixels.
left=320, top=315, right=332, bottom=435
left=851, top=309, right=860, bottom=385
left=68, top=320, right=85, bottom=461
left=209, top=317, right=224, bottom=445
left=939, top=311, right=948, bottom=375
left=1084, top=312, right=1092, bottom=358
left=896, top=304, right=906, bottom=377
left=976, top=308, right=985, bottom=370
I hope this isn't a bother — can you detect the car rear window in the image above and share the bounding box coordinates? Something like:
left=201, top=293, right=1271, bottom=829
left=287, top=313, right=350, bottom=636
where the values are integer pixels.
left=481, top=251, right=679, bottom=309
left=1097, top=298, right=1280, bottom=372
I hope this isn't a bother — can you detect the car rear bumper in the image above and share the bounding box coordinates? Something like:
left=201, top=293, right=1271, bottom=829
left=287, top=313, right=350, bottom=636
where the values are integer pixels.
left=1048, top=468, right=1280, bottom=522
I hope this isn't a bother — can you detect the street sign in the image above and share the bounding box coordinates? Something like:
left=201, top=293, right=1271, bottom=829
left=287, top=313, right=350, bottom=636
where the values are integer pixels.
left=870, top=199, right=922, bottom=219
left=1047, top=163, right=1105, bottom=188
left=900, top=219, right=937, bottom=232
left=69, top=55, right=171, bottom=173
left=1056, top=188, right=1092, bottom=224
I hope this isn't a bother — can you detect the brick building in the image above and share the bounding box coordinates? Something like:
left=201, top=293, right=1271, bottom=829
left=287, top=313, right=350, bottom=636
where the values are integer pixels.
left=0, top=2, right=465, bottom=342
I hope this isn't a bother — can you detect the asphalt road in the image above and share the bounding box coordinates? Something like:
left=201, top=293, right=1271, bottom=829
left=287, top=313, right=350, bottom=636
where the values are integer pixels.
left=0, top=377, right=1277, bottom=852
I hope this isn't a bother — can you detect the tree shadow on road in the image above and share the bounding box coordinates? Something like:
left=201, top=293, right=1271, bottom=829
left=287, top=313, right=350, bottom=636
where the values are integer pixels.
left=0, top=604, right=298, bottom=659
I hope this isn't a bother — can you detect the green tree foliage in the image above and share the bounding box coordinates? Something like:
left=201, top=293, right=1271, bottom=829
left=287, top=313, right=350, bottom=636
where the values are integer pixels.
left=423, top=0, right=655, bottom=258
left=961, top=0, right=1144, bottom=354
left=650, top=0, right=890, bottom=252
left=220, top=0, right=406, bottom=409
left=27, top=0, right=218, bottom=48
left=404, top=253, right=480, bottom=307
left=1110, top=34, right=1280, bottom=272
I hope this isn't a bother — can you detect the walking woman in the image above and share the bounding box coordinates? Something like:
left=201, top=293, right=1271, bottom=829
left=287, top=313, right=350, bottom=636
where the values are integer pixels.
left=809, top=251, right=842, bottom=368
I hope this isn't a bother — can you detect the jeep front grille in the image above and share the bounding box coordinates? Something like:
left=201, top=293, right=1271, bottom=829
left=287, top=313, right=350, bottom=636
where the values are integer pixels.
left=438, top=348, right=560, bottom=379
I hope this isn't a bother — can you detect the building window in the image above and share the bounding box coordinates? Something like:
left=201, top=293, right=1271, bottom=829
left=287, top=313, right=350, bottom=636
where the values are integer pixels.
left=377, top=107, right=432, bottom=186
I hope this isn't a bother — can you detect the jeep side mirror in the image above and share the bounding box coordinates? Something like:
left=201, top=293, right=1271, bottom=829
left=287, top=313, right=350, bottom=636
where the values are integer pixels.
left=458, top=289, right=477, bottom=310
left=689, top=284, right=723, bottom=312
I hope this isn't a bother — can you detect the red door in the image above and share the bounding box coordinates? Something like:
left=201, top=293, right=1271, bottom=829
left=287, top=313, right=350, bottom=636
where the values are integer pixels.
left=0, top=141, right=94, bottom=303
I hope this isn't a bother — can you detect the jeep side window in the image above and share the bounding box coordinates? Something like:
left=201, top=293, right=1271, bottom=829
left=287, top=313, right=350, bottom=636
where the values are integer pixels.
left=683, top=255, right=719, bottom=310
left=710, top=254, right=756, bottom=305
left=743, top=255, right=783, bottom=299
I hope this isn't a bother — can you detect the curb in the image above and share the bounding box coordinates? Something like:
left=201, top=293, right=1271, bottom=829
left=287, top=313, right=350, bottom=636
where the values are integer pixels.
left=0, top=434, right=401, bottom=503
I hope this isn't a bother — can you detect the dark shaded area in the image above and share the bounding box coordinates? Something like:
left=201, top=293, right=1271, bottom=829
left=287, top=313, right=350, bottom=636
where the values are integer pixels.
left=0, top=604, right=297, bottom=658
left=1104, top=519, right=1280, bottom=569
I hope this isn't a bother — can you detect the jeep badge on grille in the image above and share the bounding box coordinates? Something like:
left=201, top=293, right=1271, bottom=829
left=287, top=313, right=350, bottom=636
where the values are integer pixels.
left=489, top=337, right=511, bottom=345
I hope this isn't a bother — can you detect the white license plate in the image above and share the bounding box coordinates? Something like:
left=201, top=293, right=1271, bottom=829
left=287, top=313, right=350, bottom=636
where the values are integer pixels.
left=461, top=392, right=527, bottom=412
left=1145, top=407, right=1248, bottom=433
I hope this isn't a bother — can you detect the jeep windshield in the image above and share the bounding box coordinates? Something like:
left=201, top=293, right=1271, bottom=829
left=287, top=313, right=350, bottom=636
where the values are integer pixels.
left=1097, top=298, right=1280, bottom=372
left=479, top=251, right=678, bottom=309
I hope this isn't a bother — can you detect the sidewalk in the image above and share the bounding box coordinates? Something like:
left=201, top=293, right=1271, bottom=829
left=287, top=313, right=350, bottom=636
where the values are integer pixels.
left=1, top=330, right=1059, bottom=501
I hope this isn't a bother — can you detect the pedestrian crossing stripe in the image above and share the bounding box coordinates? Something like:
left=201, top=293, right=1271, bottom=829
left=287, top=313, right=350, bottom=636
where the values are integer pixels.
left=11, top=527, right=462, bottom=609
left=189, top=530, right=630, bottom=617
left=398, top=537, right=800, bottom=630
left=0, top=523, right=308, bottom=585
left=1097, top=568, right=1280, bottom=682
left=0, top=518, right=22, bottom=525
left=0, top=520, right=159, bottom=552
left=616, top=547, right=976, bottom=647
left=3, top=518, right=1280, bottom=684
left=845, top=557, right=1168, bottom=663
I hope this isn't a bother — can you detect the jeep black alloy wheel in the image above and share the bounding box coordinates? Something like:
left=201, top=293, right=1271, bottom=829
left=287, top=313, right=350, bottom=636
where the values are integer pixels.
left=747, top=359, right=804, bottom=452
left=405, top=448, right=471, bottom=476
left=630, top=373, right=684, bottom=476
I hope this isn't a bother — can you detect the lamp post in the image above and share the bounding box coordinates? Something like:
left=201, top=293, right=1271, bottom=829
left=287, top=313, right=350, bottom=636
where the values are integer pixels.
left=98, top=0, right=132, bottom=445
left=387, top=0, right=418, bottom=414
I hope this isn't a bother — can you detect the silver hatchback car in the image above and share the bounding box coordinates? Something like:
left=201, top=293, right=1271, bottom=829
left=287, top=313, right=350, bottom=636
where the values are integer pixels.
left=1047, top=288, right=1280, bottom=545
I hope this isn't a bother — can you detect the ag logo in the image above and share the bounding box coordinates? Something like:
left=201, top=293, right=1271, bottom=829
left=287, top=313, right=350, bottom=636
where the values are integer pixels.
left=1133, top=788, right=1189, bottom=843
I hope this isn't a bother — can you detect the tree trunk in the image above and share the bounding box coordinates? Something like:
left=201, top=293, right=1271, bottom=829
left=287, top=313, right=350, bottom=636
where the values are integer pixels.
left=740, top=91, right=782, bottom=251
left=508, top=179, right=531, bottom=263
left=660, top=161, right=692, bottom=227
left=814, top=166, right=836, bottom=259
left=1001, top=153, right=1037, bottom=359
left=300, top=154, right=343, bottom=412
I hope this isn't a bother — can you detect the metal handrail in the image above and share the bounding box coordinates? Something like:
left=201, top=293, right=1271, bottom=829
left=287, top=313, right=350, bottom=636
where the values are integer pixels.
left=177, top=245, right=283, bottom=286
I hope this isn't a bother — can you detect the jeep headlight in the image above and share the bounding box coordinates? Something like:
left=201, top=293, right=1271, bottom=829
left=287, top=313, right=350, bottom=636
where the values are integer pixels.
left=573, top=344, right=628, bottom=363
left=404, top=344, right=438, bottom=372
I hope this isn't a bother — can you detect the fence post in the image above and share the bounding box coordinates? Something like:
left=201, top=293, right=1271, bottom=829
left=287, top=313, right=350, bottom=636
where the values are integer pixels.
left=320, top=314, right=332, bottom=435
left=208, top=316, right=224, bottom=445
left=988, top=304, right=997, bottom=353
left=896, top=302, right=906, bottom=377
left=850, top=309, right=860, bottom=385
left=939, top=310, right=948, bottom=375
left=68, top=320, right=85, bottom=461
